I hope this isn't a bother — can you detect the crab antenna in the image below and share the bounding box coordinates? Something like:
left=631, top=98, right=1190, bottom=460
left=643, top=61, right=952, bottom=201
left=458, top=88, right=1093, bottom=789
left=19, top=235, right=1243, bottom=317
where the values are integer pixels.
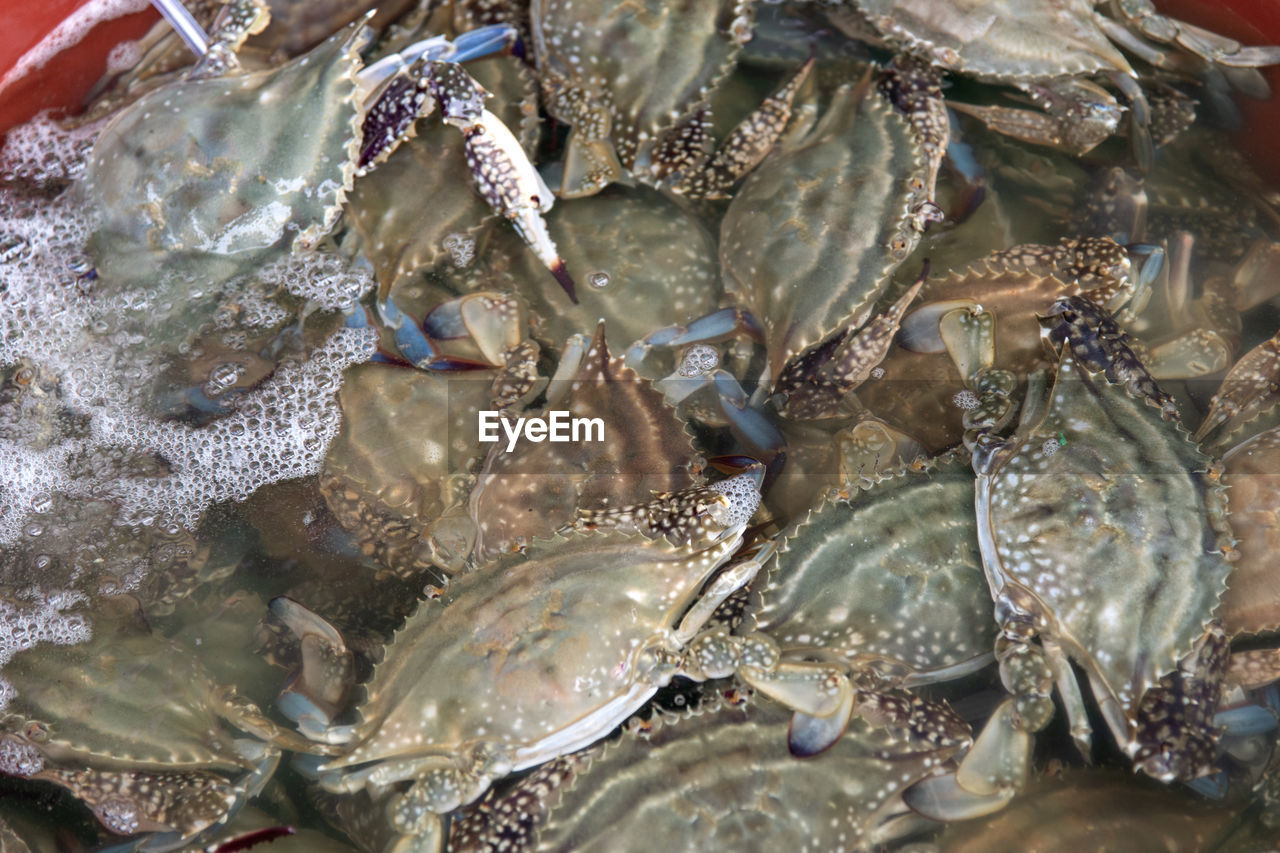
left=150, top=0, right=210, bottom=56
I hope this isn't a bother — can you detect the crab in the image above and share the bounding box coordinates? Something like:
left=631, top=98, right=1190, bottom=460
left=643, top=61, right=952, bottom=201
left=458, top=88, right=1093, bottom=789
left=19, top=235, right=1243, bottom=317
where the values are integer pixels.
left=500, top=694, right=965, bottom=852
left=826, top=0, right=1280, bottom=168
left=528, top=0, right=755, bottom=197
left=623, top=74, right=934, bottom=518
left=904, top=295, right=1234, bottom=819
left=0, top=593, right=313, bottom=848
left=746, top=452, right=996, bottom=694
left=1191, top=333, right=1280, bottom=637
left=503, top=184, right=726, bottom=356
left=717, top=72, right=932, bottom=389
left=323, top=292, right=691, bottom=578
left=342, top=37, right=543, bottom=296
left=865, top=232, right=1237, bottom=450
left=271, top=474, right=917, bottom=850
left=376, top=180, right=728, bottom=363
left=81, top=1, right=577, bottom=301
left=317, top=345, right=505, bottom=578
left=466, top=322, right=702, bottom=564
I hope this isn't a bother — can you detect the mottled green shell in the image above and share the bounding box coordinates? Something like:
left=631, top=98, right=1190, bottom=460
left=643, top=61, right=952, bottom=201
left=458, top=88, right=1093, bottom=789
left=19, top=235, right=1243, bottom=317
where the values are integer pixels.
left=532, top=0, right=747, bottom=170
left=849, top=0, right=1132, bottom=81
left=532, top=699, right=954, bottom=852
left=469, top=326, right=700, bottom=563
left=82, top=25, right=365, bottom=289
left=752, top=454, right=994, bottom=683
left=720, top=80, right=923, bottom=379
left=980, top=352, right=1232, bottom=712
left=325, top=520, right=744, bottom=776
left=320, top=363, right=488, bottom=577
left=3, top=632, right=245, bottom=773
left=511, top=185, right=723, bottom=353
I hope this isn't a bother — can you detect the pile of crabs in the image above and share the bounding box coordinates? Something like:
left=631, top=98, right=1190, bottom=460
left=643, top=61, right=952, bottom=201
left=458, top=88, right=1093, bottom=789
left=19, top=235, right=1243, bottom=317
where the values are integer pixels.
left=3, top=0, right=1280, bottom=849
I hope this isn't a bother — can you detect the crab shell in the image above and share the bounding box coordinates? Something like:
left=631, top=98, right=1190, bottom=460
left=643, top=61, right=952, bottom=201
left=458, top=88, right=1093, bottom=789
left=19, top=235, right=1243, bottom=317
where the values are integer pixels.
left=749, top=453, right=995, bottom=686
left=976, top=335, right=1232, bottom=738
left=527, top=697, right=960, bottom=852
left=80, top=23, right=366, bottom=290
left=844, top=0, right=1134, bottom=82
left=720, top=76, right=926, bottom=382
left=530, top=0, right=750, bottom=196
left=510, top=184, right=724, bottom=355
left=319, top=362, right=491, bottom=578
left=468, top=323, right=702, bottom=564
left=316, top=482, right=757, bottom=796
left=0, top=618, right=276, bottom=840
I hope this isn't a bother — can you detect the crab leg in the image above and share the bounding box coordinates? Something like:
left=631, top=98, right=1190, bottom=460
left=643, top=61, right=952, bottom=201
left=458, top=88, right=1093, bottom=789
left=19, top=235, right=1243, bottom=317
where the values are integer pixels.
left=671, top=56, right=816, bottom=199
left=357, top=25, right=518, bottom=102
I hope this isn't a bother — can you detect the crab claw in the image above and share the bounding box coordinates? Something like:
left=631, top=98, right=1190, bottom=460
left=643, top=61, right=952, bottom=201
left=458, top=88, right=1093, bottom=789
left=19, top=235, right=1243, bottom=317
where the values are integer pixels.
left=269, top=597, right=356, bottom=745
left=549, top=258, right=578, bottom=304
left=788, top=688, right=855, bottom=757
left=459, top=110, right=578, bottom=303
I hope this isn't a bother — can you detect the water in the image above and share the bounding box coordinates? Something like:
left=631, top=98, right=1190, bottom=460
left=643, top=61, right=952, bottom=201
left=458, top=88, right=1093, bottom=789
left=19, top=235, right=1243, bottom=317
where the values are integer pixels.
left=1, top=2, right=1280, bottom=850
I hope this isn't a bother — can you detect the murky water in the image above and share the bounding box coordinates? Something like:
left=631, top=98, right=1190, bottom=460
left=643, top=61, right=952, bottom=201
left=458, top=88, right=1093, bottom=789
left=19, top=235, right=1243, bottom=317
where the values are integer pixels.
left=1, top=1, right=1280, bottom=850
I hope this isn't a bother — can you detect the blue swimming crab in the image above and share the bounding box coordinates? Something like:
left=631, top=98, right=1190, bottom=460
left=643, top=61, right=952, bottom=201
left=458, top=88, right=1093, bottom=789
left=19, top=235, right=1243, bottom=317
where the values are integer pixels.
left=271, top=474, right=914, bottom=850
left=81, top=0, right=578, bottom=301
left=529, top=0, right=757, bottom=198
left=511, top=694, right=965, bottom=852
left=343, top=42, right=541, bottom=294
left=0, top=594, right=314, bottom=848
left=748, top=453, right=996, bottom=694
left=629, top=73, right=930, bottom=432
left=826, top=0, right=1280, bottom=168
left=321, top=290, right=544, bottom=577
left=904, top=296, right=1234, bottom=820
left=868, top=232, right=1238, bottom=451
left=467, top=321, right=702, bottom=564
left=1190, top=330, right=1280, bottom=639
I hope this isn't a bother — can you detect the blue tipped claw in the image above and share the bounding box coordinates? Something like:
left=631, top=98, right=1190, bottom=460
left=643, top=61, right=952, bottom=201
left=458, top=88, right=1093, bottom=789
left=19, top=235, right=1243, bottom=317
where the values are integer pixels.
left=451, top=24, right=519, bottom=63
left=1126, top=242, right=1165, bottom=293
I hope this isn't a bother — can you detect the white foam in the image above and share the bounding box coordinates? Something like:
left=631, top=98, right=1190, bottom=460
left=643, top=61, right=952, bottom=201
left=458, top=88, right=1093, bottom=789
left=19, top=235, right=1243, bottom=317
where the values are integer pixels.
left=708, top=473, right=761, bottom=529
left=0, top=113, right=101, bottom=183
left=0, top=441, right=72, bottom=545
left=0, top=101, right=380, bottom=706
left=90, top=326, right=377, bottom=529
left=0, top=737, right=43, bottom=776
left=105, top=38, right=145, bottom=75
left=0, top=590, right=92, bottom=712
left=259, top=250, right=375, bottom=312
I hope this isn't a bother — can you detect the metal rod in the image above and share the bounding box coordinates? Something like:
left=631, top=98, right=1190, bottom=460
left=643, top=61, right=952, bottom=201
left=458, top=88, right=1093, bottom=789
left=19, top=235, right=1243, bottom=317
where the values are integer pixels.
left=149, top=0, right=209, bottom=56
